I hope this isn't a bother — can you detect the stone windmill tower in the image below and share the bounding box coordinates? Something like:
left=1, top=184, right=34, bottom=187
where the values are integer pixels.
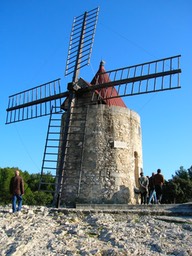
left=6, top=7, right=181, bottom=207
left=58, top=60, right=143, bottom=206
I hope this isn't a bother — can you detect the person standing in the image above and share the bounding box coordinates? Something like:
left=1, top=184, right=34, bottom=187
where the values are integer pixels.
left=138, top=172, right=149, bottom=204
left=154, top=169, right=164, bottom=204
left=10, top=170, right=24, bottom=213
left=148, top=172, right=157, bottom=204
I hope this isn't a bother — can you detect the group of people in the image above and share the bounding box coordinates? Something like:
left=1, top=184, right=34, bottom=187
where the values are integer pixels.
left=138, top=169, right=164, bottom=205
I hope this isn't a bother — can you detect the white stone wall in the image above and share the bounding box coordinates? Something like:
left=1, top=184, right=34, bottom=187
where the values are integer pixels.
left=60, top=103, right=143, bottom=205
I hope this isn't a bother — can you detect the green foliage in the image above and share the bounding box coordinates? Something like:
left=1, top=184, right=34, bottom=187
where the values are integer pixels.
left=188, top=166, right=192, bottom=180
left=0, top=167, right=17, bottom=205
left=23, top=190, right=53, bottom=206
left=174, top=166, right=190, bottom=180
left=162, top=180, right=177, bottom=203
left=0, top=167, right=54, bottom=206
left=163, top=166, right=192, bottom=203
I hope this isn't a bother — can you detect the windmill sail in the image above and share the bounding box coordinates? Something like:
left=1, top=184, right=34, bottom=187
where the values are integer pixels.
left=6, top=78, right=69, bottom=124
left=78, top=55, right=181, bottom=101
left=65, top=7, right=99, bottom=82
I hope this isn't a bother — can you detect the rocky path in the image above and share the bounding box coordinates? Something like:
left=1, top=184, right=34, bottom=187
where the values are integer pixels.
left=0, top=205, right=192, bottom=256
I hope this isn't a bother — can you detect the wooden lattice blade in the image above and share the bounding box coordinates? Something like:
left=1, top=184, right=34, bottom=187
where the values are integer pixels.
left=6, top=78, right=69, bottom=124
left=65, top=7, right=99, bottom=82
left=77, top=55, right=181, bottom=100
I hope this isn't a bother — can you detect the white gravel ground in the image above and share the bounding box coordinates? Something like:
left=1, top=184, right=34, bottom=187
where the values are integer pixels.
left=0, top=205, right=191, bottom=256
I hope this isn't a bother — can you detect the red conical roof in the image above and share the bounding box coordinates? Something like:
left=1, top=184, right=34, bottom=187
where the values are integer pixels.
left=91, top=61, right=127, bottom=108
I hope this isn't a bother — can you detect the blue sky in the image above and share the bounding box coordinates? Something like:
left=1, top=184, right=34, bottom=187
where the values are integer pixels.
left=1, top=0, right=192, bottom=180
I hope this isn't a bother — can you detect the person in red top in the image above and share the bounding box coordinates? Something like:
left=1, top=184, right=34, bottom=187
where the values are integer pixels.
left=154, top=169, right=164, bottom=204
left=10, top=170, right=24, bottom=213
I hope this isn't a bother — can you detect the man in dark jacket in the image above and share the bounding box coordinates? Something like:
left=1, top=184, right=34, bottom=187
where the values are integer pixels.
left=154, top=169, right=164, bottom=204
left=10, top=170, right=24, bottom=213
left=148, top=172, right=157, bottom=204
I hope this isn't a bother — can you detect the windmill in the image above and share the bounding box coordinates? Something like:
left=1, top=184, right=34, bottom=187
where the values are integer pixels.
left=6, top=7, right=181, bottom=207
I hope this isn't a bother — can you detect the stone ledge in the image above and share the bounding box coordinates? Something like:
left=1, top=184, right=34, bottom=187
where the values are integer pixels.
left=74, top=203, right=192, bottom=216
left=1, top=203, right=191, bottom=217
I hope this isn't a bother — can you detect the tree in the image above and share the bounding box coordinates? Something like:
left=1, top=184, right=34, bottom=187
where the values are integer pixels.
left=0, top=167, right=17, bottom=204
left=187, top=166, right=192, bottom=180
left=163, top=166, right=192, bottom=203
left=174, top=166, right=190, bottom=180
left=162, top=180, right=178, bottom=204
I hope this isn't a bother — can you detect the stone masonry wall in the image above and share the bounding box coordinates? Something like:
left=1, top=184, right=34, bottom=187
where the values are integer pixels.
left=60, top=103, right=143, bottom=205
left=78, top=104, right=142, bottom=204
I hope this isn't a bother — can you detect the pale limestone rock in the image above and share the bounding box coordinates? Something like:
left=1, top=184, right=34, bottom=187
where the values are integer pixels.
left=0, top=205, right=191, bottom=256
